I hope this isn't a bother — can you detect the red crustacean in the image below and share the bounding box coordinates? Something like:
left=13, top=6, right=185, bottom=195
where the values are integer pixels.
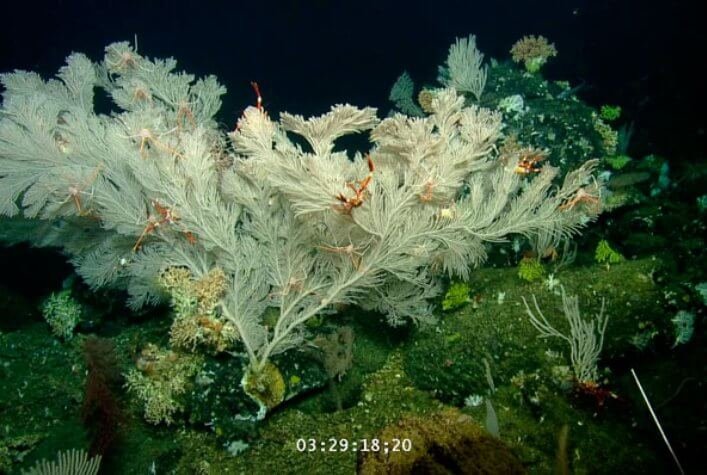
left=335, top=154, right=375, bottom=214
left=234, top=81, right=265, bottom=131
left=559, top=187, right=601, bottom=212
left=250, top=81, right=263, bottom=111
left=574, top=379, right=621, bottom=408
left=514, top=149, right=546, bottom=175
left=132, top=200, right=196, bottom=252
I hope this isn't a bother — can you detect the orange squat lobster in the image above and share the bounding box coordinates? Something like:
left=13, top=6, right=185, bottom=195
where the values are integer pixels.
left=132, top=201, right=196, bottom=252
left=574, top=379, right=620, bottom=408
left=559, top=187, right=601, bottom=211
left=514, top=150, right=546, bottom=175
left=234, top=81, right=265, bottom=131
left=250, top=81, right=263, bottom=111
left=335, top=154, right=375, bottom=214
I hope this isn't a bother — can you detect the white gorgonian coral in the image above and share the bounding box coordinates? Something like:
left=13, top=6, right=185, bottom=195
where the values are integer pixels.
left=0, top=43, right=601, bottom=410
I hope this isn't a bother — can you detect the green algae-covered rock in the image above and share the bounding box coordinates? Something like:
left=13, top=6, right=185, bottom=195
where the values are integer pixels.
left=482, top=62, right=607, bottom=176
left=0, top=325, right=87, bottom=472
left=182, top=347, right=327, bottom=439
left=405, top=258, right=671, bottom=405
left=358, top=407, right=524, bottom=474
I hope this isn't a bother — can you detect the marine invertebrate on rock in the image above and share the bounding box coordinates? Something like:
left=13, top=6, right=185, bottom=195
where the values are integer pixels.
left=41, top=290, right=82, bottom=340
left=593, top=116, right=619, bottom=155
left=594, top=239, right=624, bottom=266
left=670, top=310, right=694, bottom=347
left=160, top=267, right=238, bottom=353
left=312, top=326, right=354, bottom=381
left=389, top=71, right=424, bottom=117
left=604, top=154, right=632, bottom=170
left=438, top=34, right=488, bottom=100
left=510, top=35, right=558, bottom=73
left=497, top=94, right=526, bottom=117
left=518, top=256, right=545, bottom=282
left=442, top=281, right=472, bottom=311
left=124, top=344, right=202, bottom=425
left=600, top=105, right=622, bottom=122
left=522, top=286, right=609, bottom=384
left=22, top=449, right=101, bottom=475
left=417, top=89, right=436, bottom=114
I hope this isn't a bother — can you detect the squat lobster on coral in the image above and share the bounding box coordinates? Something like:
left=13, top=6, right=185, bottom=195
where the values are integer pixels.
left=122, top=127, right=183, bottom=160
left=559, top=187, right=601, bottom=211
left=334, top=154, right=375, bottom=214
left=132, top=201, right=196, bottom=252
left=514, top=148, right=547, bottom=175
left=58, top=165, right=103, bottom=217
left=316, top=242, right=366, bottom=270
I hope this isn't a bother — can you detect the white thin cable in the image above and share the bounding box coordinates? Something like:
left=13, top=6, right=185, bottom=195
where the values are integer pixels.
left=630, top=368, right=685, bottom=475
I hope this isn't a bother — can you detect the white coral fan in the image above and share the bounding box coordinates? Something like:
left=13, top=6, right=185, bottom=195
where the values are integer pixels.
left=0, top=44, right=601, bottom=407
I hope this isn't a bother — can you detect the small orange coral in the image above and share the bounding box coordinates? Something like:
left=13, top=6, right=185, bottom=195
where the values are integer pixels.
left=510, top=35, right=557, bottom=72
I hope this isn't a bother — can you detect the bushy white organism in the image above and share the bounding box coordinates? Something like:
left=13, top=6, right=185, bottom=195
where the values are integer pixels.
left=522, top=286, right=608, bottom=383
left=1, top=43, right=602, bottom=410
left=438, top=34, right=488, bottom=100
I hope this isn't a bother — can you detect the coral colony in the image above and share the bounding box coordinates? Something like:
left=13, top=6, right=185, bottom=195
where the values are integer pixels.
left=0, top=40, right=601, bottom=412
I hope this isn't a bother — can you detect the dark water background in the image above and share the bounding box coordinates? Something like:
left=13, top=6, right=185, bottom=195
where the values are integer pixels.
left=1, top=0, right=703, bottom=158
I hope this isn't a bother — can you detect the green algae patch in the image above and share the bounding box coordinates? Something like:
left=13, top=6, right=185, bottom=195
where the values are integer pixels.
left=0, top=324, right=88, bottom=472
left=442, top=281, right=472, bottom=311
